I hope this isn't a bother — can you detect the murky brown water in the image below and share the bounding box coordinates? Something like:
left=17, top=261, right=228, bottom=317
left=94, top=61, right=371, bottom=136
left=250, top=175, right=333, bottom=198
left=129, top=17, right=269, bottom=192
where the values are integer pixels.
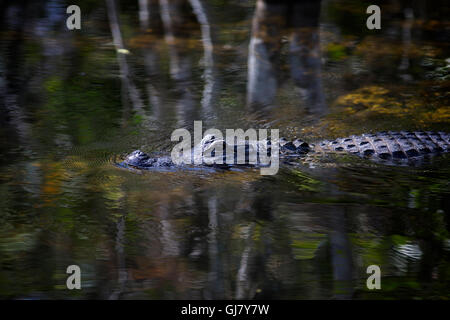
left=0, top=0, right=449, bottom=299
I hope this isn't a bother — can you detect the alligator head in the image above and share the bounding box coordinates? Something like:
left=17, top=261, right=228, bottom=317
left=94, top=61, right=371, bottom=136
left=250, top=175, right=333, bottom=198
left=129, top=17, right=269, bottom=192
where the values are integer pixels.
left=123, top=150, right=174, bottom=169
left=123, top=150, right=155, bottom=168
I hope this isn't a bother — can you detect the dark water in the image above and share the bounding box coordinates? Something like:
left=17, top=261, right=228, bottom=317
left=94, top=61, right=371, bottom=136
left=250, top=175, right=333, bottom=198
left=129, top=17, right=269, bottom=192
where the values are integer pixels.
left=0, top=0, right=450, bottom=299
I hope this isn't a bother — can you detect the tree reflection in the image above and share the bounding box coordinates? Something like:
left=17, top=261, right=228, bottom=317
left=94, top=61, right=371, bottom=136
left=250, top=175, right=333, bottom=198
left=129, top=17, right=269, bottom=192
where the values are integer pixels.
left=247, top=0, right=326, bottom=115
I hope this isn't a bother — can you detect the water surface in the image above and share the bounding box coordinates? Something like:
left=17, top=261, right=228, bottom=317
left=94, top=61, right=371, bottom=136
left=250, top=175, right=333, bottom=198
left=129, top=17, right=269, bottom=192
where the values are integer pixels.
left=0, top=0, right=449, bottom=299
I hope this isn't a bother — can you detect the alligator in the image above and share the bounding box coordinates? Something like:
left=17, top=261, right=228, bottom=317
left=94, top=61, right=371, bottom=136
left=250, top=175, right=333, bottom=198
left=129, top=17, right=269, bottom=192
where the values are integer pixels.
left=118, top=131, right=450, bottom=171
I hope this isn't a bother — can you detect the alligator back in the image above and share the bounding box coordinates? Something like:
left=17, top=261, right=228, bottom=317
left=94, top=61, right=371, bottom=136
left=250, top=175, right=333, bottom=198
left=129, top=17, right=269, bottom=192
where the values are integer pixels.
left=313, top=131, right=450, bottom=164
